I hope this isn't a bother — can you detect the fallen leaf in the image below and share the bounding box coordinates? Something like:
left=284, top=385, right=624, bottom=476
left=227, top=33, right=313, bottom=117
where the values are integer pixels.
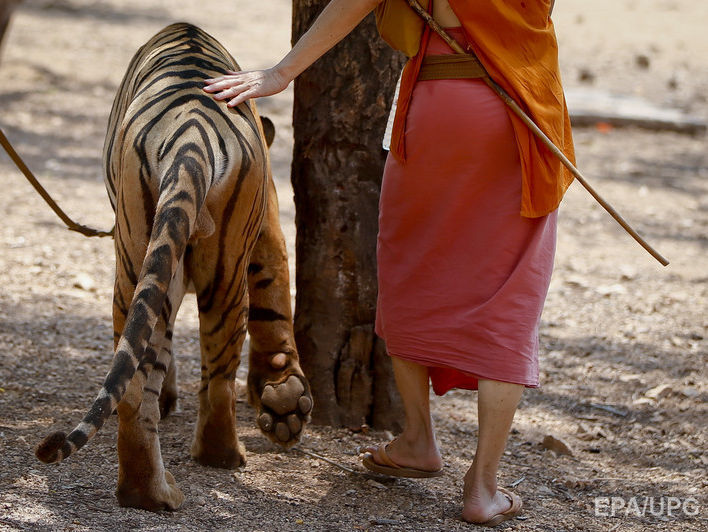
left=541, top=435, right=574, bottom=456
left=366, top=479, right=387, bottom=490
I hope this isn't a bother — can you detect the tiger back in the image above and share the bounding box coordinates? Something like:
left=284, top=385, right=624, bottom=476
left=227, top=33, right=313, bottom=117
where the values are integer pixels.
left=36, top=23, right=312, bottom=511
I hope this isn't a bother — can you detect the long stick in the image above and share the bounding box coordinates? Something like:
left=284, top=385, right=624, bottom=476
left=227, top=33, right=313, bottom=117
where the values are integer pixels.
left=405, top=0, right=669, bottom=266
left=0, top=128, right=114, bottom=238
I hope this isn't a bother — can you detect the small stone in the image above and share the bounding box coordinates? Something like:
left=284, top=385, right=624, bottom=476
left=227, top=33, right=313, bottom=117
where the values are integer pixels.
left=578, top=68, right=595, bottom=84
left=670, top=336, right=685, bottom=346
left=645, top=384, right=673, bottom=400
left=635, top=54, right=651, bottom=69
left=618, top=265, right=638, bottom=281
left=72, top=273, right=96, bottom=291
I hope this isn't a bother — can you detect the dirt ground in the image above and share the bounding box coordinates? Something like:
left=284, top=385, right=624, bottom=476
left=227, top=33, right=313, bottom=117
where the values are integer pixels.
left=0, top=1, right=706, bottom=530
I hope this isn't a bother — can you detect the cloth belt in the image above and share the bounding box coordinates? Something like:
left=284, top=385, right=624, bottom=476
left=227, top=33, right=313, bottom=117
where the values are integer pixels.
left=418, top=54, right=487, bottom=81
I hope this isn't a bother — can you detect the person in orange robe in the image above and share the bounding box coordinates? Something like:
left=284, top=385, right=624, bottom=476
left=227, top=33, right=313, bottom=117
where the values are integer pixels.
left=204, top=0, right=572, bottom=526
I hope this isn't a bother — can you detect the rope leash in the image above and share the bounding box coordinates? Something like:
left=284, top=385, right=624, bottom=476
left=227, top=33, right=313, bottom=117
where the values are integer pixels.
left=0, top=128, right=114, bottom=238
left=405, top=0, right=669, bottom=267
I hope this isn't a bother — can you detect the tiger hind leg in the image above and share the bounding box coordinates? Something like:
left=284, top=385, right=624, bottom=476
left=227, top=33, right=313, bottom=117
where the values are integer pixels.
left=188, top=244, right=250, bottom=468
left=246, top=179, right=312, bottom=447
left=114, top=259, right=187, bottom=511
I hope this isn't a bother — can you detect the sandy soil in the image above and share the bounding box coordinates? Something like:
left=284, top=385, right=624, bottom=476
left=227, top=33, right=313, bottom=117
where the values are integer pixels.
left=0, top=1, right=706, bottom=530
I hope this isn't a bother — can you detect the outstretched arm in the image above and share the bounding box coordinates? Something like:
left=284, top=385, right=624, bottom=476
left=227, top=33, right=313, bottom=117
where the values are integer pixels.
left=204, top=0, right=383, bottom=107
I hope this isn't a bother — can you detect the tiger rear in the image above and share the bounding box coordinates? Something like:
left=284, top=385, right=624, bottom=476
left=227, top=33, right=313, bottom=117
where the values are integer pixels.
left=35, top=23, right=312, bottom=511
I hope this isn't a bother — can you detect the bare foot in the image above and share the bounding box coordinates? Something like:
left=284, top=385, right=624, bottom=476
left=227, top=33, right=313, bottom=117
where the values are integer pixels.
left=462, top=484, right=521, bottom=525
left=363, top=436, right=442, bottom=473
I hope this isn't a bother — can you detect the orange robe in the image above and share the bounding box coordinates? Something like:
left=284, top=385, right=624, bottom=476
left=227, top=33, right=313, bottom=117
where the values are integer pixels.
left=389, top=0, right=575, bottom=218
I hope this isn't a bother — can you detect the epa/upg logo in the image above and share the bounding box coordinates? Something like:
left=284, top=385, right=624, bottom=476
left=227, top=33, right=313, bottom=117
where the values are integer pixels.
left=593, top=496, right=700, bottom=518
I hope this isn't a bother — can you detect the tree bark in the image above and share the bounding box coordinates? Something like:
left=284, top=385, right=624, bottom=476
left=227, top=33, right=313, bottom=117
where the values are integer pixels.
left=291, top=1, right=406, bottom=430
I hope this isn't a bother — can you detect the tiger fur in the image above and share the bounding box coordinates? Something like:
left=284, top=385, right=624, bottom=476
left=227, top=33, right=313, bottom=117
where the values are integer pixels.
left=35, top=22, right=313, bottom=511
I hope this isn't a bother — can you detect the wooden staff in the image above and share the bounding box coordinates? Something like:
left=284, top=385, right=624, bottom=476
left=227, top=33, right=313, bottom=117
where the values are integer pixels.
left=405, top=0, right=669, bottom=266
left=0, top=127, right=114, bottom=238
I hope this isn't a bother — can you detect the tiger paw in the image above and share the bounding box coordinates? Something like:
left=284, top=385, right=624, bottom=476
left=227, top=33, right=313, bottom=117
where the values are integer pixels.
left=253, top=373, right=312, bottom=447
left=116, top=470, right=184, bottom=511
left=192, top=438, right=246, bottom=469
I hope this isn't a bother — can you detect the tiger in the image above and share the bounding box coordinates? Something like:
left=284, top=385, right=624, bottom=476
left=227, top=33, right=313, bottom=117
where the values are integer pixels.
left=35, top=22, right=313, bottom=511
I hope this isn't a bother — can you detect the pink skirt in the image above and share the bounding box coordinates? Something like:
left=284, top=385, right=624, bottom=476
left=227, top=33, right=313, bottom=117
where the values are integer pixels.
left=375, top=29, right=557, bottom=395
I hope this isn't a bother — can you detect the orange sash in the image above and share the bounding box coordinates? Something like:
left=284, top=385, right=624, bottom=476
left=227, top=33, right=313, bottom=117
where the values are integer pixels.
left=389, top=1, right=575, bottom=218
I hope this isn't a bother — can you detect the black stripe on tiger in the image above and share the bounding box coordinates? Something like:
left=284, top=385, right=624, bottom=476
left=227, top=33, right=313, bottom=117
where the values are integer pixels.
left=248, top=307, right=288, bottom=322
left=254, top=278, right=274, bottom=289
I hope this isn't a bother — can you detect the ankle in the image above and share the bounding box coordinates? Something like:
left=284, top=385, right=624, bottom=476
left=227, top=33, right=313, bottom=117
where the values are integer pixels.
left=463, top=469, right=497, bottom=497
left=399, top=418, right=436, bottom=443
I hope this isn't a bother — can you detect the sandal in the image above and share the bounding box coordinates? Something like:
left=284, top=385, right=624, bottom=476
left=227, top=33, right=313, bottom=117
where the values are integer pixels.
left=361, top=443, right=443, bottom=478
left=469, top=487, right=523, bottom=527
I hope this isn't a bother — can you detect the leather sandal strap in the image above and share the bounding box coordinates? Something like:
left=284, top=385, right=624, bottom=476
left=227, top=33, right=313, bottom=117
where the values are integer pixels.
left=498, top=487, right=523, bottom=513
left=374, top=443, right=401, bottom=468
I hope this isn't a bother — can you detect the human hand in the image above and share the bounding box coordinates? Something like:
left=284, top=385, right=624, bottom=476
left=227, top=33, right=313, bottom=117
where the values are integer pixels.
left=203, top=68, right=290, bottom=107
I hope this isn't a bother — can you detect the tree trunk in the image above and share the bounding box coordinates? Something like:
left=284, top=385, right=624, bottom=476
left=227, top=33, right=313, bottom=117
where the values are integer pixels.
left=0, top=0, right=22, bottom=59
left=291, top=1, right=406, bottom=430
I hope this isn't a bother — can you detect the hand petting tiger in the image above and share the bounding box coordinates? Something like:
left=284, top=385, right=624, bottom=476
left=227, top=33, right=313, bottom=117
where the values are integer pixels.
left=35, top=22, right=312, bottom=511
